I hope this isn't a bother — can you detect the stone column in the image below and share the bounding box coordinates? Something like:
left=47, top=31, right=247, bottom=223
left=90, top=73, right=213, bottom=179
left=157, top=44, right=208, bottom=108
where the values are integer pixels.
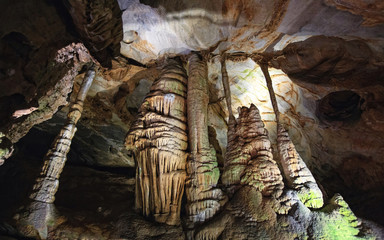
left=185, top=53, right=227, bottom=226
left=126, top=58, right=188, bottom=225
left=29, top=67, right=95, bottom=203
left=15, top=66, right=95, bottom=240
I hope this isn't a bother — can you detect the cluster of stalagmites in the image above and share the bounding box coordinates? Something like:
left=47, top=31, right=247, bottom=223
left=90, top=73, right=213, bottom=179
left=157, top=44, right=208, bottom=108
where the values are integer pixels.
left=124, top=56, right=370, bottom=240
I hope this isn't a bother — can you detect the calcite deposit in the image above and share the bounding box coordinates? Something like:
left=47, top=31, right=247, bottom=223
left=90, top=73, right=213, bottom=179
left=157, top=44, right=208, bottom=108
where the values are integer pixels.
left=185, top=53, right=227, bottom=226
left=126, top=58, right=188, bottom=225
left=0, top=0, right=384, bottom=239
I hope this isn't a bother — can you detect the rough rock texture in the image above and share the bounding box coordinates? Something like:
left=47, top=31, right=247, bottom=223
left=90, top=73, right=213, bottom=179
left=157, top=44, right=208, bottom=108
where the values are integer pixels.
left=191, top=103, right=373, bottom=240
left=324, top=0, right=384, bottom=26
left=3, top=43, right=94, bottom=144
left=119, top=0, right=384, bottom=64
left=185, top=54, right=227, bottom=226
left=64, top=0, right=123, bottom=67
left=0, top=133, right=13, bottom=166
left=126, top=58, right=188, bottom=225
left=30, top=68, right=95, bottom=204
left=1, top=0, right=384, bottom=239
left=270, top=36, right=384, bottom=88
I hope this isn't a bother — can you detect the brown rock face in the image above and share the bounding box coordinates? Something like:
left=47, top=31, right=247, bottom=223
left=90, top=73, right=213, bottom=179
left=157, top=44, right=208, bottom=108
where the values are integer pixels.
left=270, top=36, right=384, bottom=87
left=64, top=0, right=123, bottom=67
left=4, top=43, right=93, bottom=144
left=325, top=0, right=384, bottom=26
left=126, top=58, right=188, bottom=225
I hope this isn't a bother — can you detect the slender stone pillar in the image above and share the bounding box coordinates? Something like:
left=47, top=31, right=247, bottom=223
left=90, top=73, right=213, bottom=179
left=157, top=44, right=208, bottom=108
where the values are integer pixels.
left=185, top=53, right=227, bottom=226
left=220, top=54, right=235, bottom=123
left=15, top=66, right=95, bottom=240
left=29, top=67, right=95, bottom=203
left=126, top=58, right=188, bottom=225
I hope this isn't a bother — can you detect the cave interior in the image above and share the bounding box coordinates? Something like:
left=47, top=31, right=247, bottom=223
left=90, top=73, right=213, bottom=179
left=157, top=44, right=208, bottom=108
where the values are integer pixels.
left=0, top=0, right=384, bottom=239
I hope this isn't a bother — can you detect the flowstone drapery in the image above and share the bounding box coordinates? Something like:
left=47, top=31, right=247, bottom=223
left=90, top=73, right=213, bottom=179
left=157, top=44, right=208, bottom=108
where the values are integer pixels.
left=126, top=58, right=188, bottom=225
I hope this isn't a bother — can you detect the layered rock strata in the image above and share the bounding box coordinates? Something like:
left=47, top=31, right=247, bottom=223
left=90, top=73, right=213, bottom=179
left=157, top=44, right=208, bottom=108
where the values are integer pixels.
left=125, top=58, right=188, bottom=225
left=185, top=53, right=227, bottom=225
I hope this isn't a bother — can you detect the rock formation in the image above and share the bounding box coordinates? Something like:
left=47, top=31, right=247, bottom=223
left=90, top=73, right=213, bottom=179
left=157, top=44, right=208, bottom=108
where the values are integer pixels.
left=14, top=67, right=95, bottom=239
left=0, top=1, right=384, bottom=239
left=29, top=67, right=95, bottom=203
left=4, top=43, right=94, bottom=144
left=125, top=58, right=188, bottom=225
left=260, top=63, right=324, bottom=209
left=222, top=104, right=284, bottom=198
left=64, top=0, right=123, bottom=67
left=185, top=53, right=227, bottom=226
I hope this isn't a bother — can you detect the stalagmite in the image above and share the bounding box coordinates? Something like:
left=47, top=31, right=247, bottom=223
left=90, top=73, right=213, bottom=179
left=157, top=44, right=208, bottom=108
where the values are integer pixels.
left=125, top=58, right=188, bottom=225
left=29, top=66, right=95, bottom=203
left=15, top=66, right=96, bottom=239
left=222, top=104, right=284, bottom=198
left=185, top=53, right=227, bottom=225
left=259, top=63, right=324, bottom=208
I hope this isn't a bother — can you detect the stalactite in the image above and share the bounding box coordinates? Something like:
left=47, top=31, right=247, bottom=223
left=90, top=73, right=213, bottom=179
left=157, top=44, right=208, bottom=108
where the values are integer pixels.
left=29, top=67, right=96, bottom=203
left=222, top=104, right=284, bottom=198
left=259, top=63, right=324, bottom=209
left=220, top=54, right=235, bottom=123
left=125, top=58, right=188, bottom=225
left=185, top=53, right=227, bottom=226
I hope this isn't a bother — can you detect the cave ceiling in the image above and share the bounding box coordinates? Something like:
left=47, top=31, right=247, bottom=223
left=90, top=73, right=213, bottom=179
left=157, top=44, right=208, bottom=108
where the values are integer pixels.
left=0, top=0, right=384, bottom=239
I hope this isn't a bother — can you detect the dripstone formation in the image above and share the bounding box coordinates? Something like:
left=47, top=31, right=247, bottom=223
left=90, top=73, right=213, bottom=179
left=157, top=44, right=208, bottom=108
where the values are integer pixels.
left=185, top=54, right=227, bottom=227
left=1, top=1, right=384, bottom=240
left=126, top=58, right=188, bottom=225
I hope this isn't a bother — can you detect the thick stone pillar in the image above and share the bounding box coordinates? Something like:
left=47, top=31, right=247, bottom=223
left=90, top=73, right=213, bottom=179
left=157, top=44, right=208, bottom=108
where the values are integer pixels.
left=185, top=53, right=227, bottom=226
left=126, top=58, right=188, bottom=225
